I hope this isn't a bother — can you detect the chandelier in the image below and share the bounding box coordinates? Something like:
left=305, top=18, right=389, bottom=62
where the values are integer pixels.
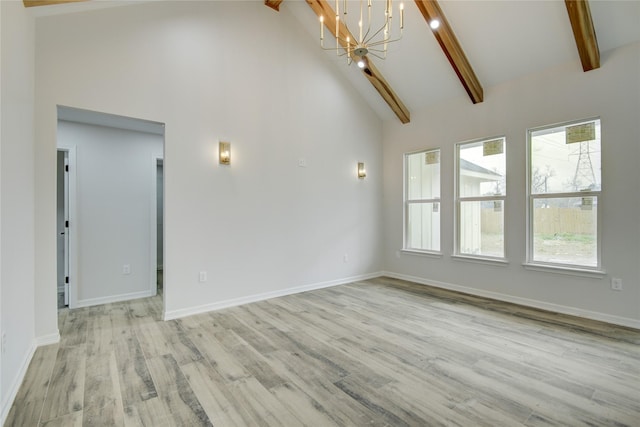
left=319, top=0, right=405, bottom=68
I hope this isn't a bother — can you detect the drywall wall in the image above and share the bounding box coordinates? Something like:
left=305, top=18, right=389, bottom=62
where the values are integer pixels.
left=0, top=0, right=37, bottom=421
left=34, top=1, right=383, bottom=322
left=383, top=42, right=640, bottom=327
left=57, top=121, right=163, bottom=306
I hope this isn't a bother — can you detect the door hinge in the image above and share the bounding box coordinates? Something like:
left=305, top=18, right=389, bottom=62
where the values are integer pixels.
left=65, top=165, right=69, bottom=172
left=65, top=220, right=69, bottom=228
left=65, top=276, right=69, bottom=284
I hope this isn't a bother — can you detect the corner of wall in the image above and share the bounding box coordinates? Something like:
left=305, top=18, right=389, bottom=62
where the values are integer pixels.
left=0, top=340, right=37, bottom=426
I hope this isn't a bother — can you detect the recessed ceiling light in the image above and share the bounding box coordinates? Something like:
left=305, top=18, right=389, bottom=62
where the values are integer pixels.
left=430, top=19, right=440, bottom=30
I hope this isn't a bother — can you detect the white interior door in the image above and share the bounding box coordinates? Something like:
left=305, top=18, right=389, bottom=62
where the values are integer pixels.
left=59, top=145, right=77, bottom=309
left=63, top=154, right=70, bottom=306
left=57, top=150, right=71, bottom=307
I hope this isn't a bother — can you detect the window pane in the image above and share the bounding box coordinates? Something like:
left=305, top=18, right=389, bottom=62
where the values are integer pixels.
left=407, top=150, right=440, bottom=200
left=459, top=200, right=504, bottom=257
left=407, top=203, right=440, bottom=251
left=531, top=120, right=601, bottom=194
left=459, top=139, right=505, bottom=197
left=532, top=197, right=597, bottom=267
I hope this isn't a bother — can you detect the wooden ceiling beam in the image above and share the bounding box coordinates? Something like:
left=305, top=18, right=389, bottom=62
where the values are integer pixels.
left=23, top=0, right=86, bottom=7
left=414, top=0, right=483, bottom=104
left=305, top=0, right=410, bottom=123
left=565, top=0, right=600, bottom=72
left=264, top=0, right=284, bottom=12
left=359, top=59, right=410, bottom=124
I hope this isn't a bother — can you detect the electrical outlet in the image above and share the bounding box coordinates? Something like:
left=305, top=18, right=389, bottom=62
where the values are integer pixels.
left=199, top=271, right=207, bottom=283
left=343, top=253, right=349, bottom=263
left=611, top=278, right=623, bottom=291
left=298, top=158, right=307, bottom=168
left=123, top=264, right=131, bottom=275
left=2, top=332, right=7, bottom=354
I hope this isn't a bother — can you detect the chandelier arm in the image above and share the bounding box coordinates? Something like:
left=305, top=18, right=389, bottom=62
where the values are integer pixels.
left=366, top=33, right=403, bottom=48
left=366, top=47, right=391, bottom=55
left=320, top=44, right=351, bottom=57
left=361, top=3, right=375, bottom=43
left=366, top=51, right=387, bottom=60
left=361, top=20, right=373, bottom=43
left=321, top=32, right=356, bottom=52
left=362, top=22, right=392, bottom=46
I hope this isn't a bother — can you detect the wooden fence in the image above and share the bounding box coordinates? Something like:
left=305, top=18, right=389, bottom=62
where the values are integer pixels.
left=482, top=207, right=595, bottom=235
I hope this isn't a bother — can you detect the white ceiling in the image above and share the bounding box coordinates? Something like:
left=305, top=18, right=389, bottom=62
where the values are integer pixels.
left=285, top=0, right=640, bottom=121
left=32, top=0, right=640, bottom=123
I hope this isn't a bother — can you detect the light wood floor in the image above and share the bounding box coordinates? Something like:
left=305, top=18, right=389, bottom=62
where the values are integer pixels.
left=6, top=277, right=640, bottom=426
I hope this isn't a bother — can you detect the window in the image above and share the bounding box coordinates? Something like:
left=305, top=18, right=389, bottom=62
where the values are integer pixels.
left=404, top=149, right=440, bottom=252
left=455, top=137, right=506, bottom=259
left=528, top=118, right=601, bottom=269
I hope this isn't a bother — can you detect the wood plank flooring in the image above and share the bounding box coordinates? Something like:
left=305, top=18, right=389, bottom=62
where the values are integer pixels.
left=6, top=277, right=640, bottom=426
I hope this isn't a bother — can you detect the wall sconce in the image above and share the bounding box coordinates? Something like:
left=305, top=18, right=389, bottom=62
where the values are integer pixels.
left=219, top=141, right=230, bottom=165
left=357, top=162, right=366, bottom=179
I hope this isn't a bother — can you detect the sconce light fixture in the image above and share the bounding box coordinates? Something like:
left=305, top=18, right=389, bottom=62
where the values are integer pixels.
left=357, top=162, right=366, bottom=179
left=219, top=141, right=230, bottom=165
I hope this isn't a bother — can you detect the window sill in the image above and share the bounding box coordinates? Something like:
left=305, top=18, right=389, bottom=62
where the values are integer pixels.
left=400, top=249, right=443, bottom=259
left=523, top=262, right=606, bottom=278
left=451, top=254, right=509, bottom=266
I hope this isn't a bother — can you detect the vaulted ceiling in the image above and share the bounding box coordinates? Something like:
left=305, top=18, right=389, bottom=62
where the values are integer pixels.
left=24, top=0, right=640, bottom=123
left=283, top=0, right=640, bottom=123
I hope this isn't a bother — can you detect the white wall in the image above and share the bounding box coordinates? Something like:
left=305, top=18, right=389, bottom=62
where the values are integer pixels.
left=383, top=42, right=640, bottom=327
left=0, top=0, right=37, bottom=422
left=58, top=121, right=163, bottom=306
left=35, top=1, right=383, bottom=321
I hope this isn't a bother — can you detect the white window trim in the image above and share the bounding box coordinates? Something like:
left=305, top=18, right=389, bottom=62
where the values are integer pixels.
left=400, top=249, right=443, bottom=258
left=454, top=136, right=507, bottom=261
left=522, top=262, right=606, bottom=278
left=451, top=254, right=509, bottom=266
left=525, top=117, right=603, bottom=273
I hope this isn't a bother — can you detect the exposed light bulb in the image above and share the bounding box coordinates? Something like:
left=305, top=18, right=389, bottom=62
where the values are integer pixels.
left=430, top=19, right=440, bottom=30
left=357, top=59, right=366, bottom=68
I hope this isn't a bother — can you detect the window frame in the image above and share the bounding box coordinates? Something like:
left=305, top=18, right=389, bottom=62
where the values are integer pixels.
left=525, top=117, right=603, bottom=273
left=403, top=148, right=442, bottom=254
left=454, top=136, right=507, bottom=261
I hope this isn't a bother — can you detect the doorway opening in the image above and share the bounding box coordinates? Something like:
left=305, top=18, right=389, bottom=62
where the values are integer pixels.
left=56, top=105, right=165, bottom=312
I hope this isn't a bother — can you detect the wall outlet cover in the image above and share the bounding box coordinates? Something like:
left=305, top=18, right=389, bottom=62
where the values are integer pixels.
left=611, top=278, right=623, bottom=291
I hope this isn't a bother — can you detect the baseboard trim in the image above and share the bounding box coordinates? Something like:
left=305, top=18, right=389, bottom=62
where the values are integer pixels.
left=76, top=289, right=155, bottom=308
left=381, top=271, right=640, bottom=330
left=0, top=340, right=37, bottom=426
left=163, top=272, right=382, bottom=321
left=36, top=331, right=61, bottom=346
